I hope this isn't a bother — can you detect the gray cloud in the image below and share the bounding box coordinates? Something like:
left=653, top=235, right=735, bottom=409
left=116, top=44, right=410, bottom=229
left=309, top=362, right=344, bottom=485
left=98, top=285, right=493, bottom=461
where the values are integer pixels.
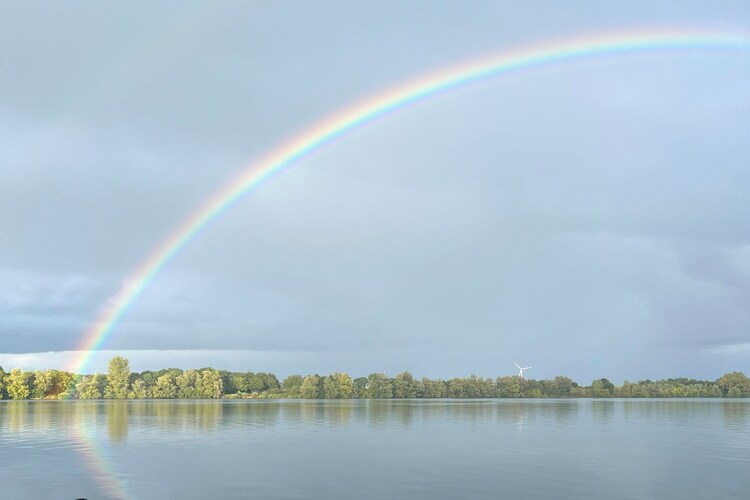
left=2, top=1, right=750, bottom=382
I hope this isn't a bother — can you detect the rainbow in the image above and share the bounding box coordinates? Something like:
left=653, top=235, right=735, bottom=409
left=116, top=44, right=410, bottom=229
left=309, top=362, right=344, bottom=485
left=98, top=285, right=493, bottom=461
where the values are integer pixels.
left=68, top=27, right=750, bottom=375
left=70, top=412, right=132, bottom=500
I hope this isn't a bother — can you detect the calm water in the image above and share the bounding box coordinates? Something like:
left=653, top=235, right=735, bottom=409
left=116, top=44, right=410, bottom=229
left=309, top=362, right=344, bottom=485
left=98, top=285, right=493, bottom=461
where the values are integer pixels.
left=1, top=399, right=749, bottom=499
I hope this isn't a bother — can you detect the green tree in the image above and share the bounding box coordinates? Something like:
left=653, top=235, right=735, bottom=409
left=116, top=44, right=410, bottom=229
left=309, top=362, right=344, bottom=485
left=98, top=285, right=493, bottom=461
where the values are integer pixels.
left=176, top=370, right=200, bottom=399
left=421, top=377, right=447, bottom=398
left=300, top=375, right=321, bottom=399
left=247, top=373, right=267, bottom=393
left=496, top=376, right=521, bottom=398
left=464, top=375, right=484, bottom=398
left=394, top=371, right=418, bottom=398
left=6, top=369, right=31, bottom=400
left=481, top=377, right=498, bottom=398
left=527, top=388, right=543, bottom=398
left=231, top=373, right=250, bottom=393
left=569, top=386, right=588, bottom=397
left=618, top=381, right=634, bottom=398
left=550, top=376, right=574, bottom=397
left=282, top=375, right=304, bottom=397
left=332, top=373, right=354, bottom=398
left=153, top=374, right=177, bottom=399
left=129, top=379, right=150, bottom=399
left=717, top=372, right=750, bottom=397
left=77, top=374, right=104, bottom=399
left=197, top=369, right=224, bottom=398
left=105, top=356, right=131, bottom=399
left=367, top=373, right=393, bottom=398
left=33, top=370, right=53, bottom=399
left=140, top=372, right=156, bottom=393
left=446, top=378, right=467, bottom=398
left=630, top=383, right=647, bottom=398
left=50, top=370, right=75, bottom=399
left=264, top=373, right=281, bottom=392
left=353, top=377, right=369, bottom=397
left=323, top=376, right=338, bottom=399
left=591, top=379, right=612, bottom=398
left=728, top=387, right=742, bottom=398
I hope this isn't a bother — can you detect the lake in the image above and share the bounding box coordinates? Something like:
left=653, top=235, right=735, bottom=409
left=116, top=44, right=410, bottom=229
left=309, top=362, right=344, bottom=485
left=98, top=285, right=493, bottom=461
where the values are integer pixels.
left=0, top=399, right=748, bottom=499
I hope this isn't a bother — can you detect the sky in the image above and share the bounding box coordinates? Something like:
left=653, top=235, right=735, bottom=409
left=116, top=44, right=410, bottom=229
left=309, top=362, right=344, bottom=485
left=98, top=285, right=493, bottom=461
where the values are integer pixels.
left=1, top=1, right=750, bottom=382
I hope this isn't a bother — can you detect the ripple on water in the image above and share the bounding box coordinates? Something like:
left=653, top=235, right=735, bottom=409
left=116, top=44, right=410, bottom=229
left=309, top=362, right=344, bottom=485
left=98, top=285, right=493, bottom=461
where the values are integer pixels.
left=2, top=399, right=750, bottom=499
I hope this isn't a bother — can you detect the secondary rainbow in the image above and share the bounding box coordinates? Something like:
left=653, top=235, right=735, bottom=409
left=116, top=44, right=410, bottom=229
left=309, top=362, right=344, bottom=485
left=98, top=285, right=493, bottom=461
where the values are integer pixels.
left=68, top=27, right=750, bottom=375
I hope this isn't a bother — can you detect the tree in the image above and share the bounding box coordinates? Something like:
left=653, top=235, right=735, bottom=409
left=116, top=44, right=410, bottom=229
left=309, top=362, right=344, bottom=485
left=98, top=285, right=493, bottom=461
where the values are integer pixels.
left=630, top=383, right=647, bottom=398
left=231, top=373, right=250, bottom=393
left=300, top=375, right=321, bottom=399
left=323, top=376, right=338, bottom=399
left=527, top=388, right=543, bottom=398
left=6, top=369, right=31, bottom=400
left=367, top=373, right=393, bottom=398
left=394, top=372, right=418, bottom=398
left=139, top=372, right=156, bottom=394
left=50, top=371, right=75, bottom=399
left=618, top=381, right=634, bottom=398
left=247, top=373, right=267, bottom=393
left=196, top=369, right=224, bottom=398
left=129, top=379, right=150, bottom=399
left=153, top=374, right=177, bottom=399
left=591, top=379, right=612, bottom=398
left=708, top=384, right=723, bottom=397
left=550, top=376, right=574, bottom=397
left=496, top=376, right=521, bottom=398
left=353, top=377, right=369, bottom=397
left=282, top=375, right=304, bottom=397
left=105, top=356, right=131, bottom=399
left=77, top=374, right=104, bottom=399
left=465, top=375, right=489, bottom=398
left=176, top=370, right=200, bottom=399
left=332, top=373, right=354, bottom=398
left=32, top=370, right=54, bottom=399
left=421, top=377, right=447, bottom=398
left=264, top=373, right=281, bottom=392
left=717, top=372, right=750, bottom=397
left=569, top=386, right=588, bottom=397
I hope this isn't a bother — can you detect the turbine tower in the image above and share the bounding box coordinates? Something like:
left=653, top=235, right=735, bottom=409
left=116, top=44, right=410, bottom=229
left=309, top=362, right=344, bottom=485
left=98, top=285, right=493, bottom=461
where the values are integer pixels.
left=515, top=362, right=532, bottom=379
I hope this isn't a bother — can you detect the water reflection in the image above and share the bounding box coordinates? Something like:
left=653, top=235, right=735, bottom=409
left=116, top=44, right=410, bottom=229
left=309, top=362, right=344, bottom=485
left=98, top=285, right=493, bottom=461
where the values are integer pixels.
left=591, top=400, right=615, bottom=423
left=224, top=400, right=281, bottom=427
left=720, top=400, right=749, bottom=431
left=1, top=399, right=748, bottom=442
left=1, top=399, right=749, bottom=500
left=551, top=400, right=578, bottom=424
left=107, top=402, right=128, bottom=443
left=619, top=398, right=749, bottom=427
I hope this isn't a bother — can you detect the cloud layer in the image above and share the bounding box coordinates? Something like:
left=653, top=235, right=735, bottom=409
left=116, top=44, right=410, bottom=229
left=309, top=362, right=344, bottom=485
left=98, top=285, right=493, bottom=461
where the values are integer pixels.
left=2, top=1, right=750, bottom=381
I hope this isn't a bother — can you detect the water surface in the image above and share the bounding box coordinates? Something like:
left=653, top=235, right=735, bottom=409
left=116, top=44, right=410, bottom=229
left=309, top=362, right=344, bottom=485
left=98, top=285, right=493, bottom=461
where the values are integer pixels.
left=1, top=399, right=748, bottom=499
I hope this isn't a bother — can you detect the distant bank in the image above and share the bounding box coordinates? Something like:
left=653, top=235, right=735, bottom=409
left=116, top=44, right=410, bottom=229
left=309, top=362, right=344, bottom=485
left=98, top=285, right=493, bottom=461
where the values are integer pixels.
left=0, top=356, right=748, bottom=400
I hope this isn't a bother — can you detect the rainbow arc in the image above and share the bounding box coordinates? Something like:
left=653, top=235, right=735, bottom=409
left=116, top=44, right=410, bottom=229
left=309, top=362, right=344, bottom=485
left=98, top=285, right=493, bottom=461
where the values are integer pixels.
left=68, top=27, right=750, bottom=375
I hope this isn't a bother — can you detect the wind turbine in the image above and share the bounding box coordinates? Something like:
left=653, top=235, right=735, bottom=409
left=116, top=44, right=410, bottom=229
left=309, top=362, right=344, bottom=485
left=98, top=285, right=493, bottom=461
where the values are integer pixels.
left=515, top=363, right=532, bottom=379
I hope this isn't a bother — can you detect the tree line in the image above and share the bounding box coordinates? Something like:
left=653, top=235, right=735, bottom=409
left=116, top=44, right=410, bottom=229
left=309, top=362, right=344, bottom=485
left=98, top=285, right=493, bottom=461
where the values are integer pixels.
left=0, top=357, right=748, bottom=400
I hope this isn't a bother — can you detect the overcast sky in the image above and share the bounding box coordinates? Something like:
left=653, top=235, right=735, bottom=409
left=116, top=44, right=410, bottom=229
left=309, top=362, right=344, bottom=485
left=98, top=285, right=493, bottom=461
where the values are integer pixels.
left=2, top=1, right=750, bottom=382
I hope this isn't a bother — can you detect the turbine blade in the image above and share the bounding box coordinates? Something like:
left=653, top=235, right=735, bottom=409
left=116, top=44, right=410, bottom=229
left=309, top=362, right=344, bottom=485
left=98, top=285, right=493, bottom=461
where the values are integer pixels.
left=514, top=363, right=522, bottom=370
